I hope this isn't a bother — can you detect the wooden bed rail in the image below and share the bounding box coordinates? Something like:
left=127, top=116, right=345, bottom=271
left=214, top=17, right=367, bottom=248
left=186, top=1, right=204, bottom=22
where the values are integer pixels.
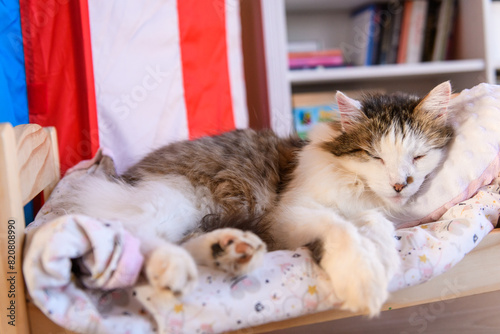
left=0, top=123, right=60, bottom=334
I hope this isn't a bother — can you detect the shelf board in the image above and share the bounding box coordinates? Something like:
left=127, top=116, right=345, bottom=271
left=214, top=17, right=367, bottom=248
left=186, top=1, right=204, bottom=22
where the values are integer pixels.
left=288, top=59, right=486, bottom=85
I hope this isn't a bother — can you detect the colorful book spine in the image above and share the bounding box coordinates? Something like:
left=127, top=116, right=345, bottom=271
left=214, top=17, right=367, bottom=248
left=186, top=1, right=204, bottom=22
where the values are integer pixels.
left=288, top=49, right=344, bottom=69
left=406, top=0, right=429, bottom=63
left=347, top=4, right=378, bottom=66
left=397, top=1, right=413, bottom=63
left=397, top=0, right=428, bottom=64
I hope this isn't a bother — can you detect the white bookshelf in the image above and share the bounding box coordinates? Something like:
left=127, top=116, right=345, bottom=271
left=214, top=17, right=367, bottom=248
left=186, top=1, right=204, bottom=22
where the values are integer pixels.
left=261, top=0, right=495, bottom=135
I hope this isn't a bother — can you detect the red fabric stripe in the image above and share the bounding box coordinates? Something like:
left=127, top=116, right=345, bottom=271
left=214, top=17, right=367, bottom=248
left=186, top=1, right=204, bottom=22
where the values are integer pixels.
left=177, top=0, right=235, bottom=139
left=20, top=0, right=98, bottom=174
left=76, top=0, right=100, bottom=157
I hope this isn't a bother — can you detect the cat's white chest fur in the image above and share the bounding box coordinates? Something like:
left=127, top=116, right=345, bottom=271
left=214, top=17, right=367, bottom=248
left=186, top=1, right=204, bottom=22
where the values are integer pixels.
left=285, top=132, right=379, bottom=219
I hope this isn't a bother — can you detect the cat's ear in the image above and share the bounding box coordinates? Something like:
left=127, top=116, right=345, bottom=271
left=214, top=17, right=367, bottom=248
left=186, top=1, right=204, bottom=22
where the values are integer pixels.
left=336, top=91, right=366, bottom=132
left=415, top=81, right=452, bottom=121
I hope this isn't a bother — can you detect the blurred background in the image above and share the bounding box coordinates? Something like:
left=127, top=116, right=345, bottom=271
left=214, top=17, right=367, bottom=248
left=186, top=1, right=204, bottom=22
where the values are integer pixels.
left=242, top=0, right=500, bottom=138
left=1, top=0, right=499, bottom=172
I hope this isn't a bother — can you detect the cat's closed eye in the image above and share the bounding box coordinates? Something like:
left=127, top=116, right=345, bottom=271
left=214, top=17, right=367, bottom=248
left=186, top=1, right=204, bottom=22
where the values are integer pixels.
left=413, top=155, right=425, bottom=162
left=365, top=151, right=384, bottom=164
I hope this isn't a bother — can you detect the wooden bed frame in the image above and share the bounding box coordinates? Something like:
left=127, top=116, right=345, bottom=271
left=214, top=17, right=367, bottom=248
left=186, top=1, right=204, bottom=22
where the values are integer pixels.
left=1, top=123, right=499, bottom=334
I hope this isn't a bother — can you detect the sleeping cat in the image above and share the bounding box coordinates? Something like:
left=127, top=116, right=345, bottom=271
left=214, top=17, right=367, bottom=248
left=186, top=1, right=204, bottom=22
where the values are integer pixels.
left=64, top=81, right=454, bottom=316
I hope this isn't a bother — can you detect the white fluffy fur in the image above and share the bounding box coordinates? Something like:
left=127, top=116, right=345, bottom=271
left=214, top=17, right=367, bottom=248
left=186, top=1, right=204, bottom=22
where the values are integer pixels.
left=66, top=173, right=266, bottom=296
left=70, top=175, right=206, bottom=248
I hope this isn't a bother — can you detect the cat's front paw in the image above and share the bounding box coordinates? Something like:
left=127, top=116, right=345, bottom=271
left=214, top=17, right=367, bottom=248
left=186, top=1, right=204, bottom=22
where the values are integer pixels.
left=320, top=226, right=396, bottom=317
left=145, top=244, right=198, bottom=296
left=356, top=211, right=401, bottom=282
left=208, top=228, right=267, bottom=276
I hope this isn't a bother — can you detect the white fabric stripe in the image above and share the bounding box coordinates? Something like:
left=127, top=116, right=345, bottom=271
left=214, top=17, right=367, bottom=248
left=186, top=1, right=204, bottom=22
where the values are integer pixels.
left=225, top=0, right=249, bottom=129
left=88, top=0, right=189, bottom=173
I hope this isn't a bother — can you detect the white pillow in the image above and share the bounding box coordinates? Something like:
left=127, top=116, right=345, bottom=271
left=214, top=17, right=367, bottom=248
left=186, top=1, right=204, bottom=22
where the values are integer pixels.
left=396, top=83, right=500, bottom=228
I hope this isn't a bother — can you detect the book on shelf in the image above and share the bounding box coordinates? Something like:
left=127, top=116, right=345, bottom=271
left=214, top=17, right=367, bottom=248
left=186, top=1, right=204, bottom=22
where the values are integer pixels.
left=422, top=0, right=441, bottom=62
left=386, top=1, right=405, bottom=65
left=292, top=89, right=385, bottom=139
left=431, top=0, right=458, bottom=61
left=378, top=3, right=396, bottom=65
left=396, top=1, right=412, bottom=63
left=397, top=0, right=428, bottom=64
left=288, top=49, right=344, bottom=70
left=370, top=5, right=384, bottom=65
left=344, top=4, right=381, bottom=66
left=343, top=0, right=458, bottom=67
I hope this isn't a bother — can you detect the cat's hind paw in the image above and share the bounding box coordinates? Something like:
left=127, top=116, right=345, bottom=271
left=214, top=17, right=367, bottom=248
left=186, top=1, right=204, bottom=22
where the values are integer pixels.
left=212, top=229, right=266, bottom=275
left=184, top=228, right=267, bottom=276
left=145, top=244, right=198, bottom=296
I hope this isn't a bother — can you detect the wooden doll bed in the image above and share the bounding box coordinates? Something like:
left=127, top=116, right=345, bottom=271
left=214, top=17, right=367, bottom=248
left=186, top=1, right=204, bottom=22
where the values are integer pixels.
left=1, top=122, right=500, bottom=334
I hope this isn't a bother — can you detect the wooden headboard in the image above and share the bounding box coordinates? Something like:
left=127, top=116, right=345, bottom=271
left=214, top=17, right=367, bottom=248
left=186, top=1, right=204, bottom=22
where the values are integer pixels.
left=0, top=123, right=60, bottom=334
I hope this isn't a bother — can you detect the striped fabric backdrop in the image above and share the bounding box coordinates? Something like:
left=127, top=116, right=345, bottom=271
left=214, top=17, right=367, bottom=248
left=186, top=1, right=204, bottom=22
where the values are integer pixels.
left=1, top=0, right=248, bottom=174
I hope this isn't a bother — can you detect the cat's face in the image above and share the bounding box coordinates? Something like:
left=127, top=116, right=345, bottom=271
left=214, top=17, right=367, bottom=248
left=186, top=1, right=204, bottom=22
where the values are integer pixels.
left=323, top=82, right=454, bottom=209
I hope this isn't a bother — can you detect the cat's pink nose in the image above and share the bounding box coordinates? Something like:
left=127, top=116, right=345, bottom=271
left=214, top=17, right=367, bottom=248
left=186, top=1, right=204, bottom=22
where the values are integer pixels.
left=393, top=183, right=407, bottom=193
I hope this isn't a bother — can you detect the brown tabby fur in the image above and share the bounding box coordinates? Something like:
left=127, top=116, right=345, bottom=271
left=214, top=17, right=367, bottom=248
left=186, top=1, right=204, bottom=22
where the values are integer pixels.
left=120, top=129, right=305, bottom=246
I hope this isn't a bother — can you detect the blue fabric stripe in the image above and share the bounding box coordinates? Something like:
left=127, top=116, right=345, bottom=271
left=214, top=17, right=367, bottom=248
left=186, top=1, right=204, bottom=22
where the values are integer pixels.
left=0, top=0, right=32, bottom=223
left=0, top=0, right=29, bottom=126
